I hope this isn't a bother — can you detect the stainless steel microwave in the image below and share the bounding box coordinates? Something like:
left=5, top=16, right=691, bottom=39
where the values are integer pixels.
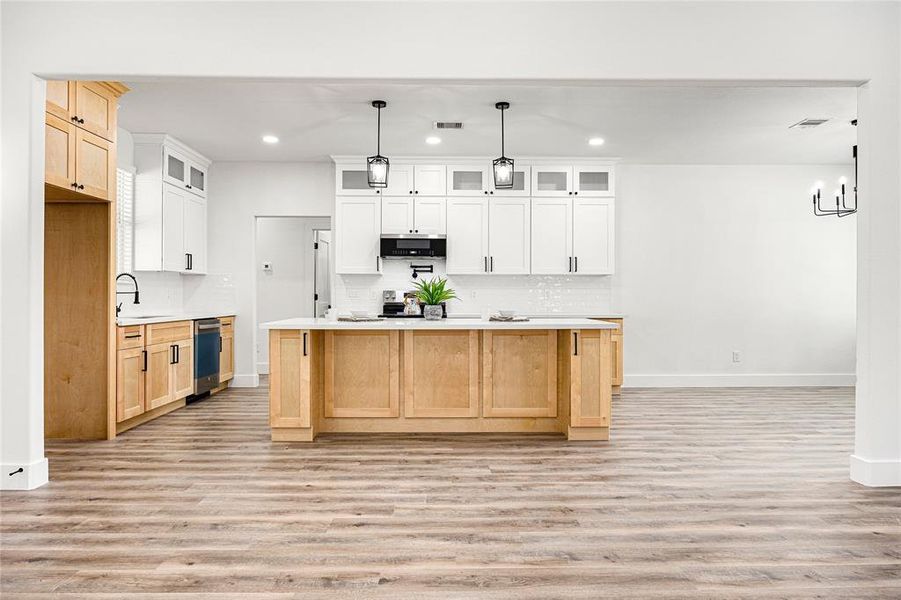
left=380, top=234, right=447, bottom=258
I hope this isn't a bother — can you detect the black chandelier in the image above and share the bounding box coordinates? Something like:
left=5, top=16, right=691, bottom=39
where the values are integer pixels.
left=812, top=120, right=857, bottom=218
left=492, top=101, right=514, bottom=189
left=367, top=100, right=389, bottom=188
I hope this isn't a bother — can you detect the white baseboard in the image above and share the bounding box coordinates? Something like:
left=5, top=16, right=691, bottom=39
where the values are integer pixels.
left=230, top=374, right=259, bottom=388
left=1, top=458, right=49, bottom=490
left=257, top=361, right=269, bottom=375
left=624, top=373, right=856, bottom=388
left=850, top=455, right=901, bottom=487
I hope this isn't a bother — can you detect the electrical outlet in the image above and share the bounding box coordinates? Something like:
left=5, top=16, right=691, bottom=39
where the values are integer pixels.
left=732, top=351, right=742, bottom=363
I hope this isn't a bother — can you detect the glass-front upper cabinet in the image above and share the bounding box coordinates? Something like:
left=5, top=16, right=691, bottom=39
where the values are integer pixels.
left=573, top=166, right=615, bottom=197
left=187, top=162, right=207, bottom=199
left=531, top=165, right=572, bottom=197
left=163, top=146, right=189, bottom=188
left=336, top=164, right=383, bottom=196
left=447, top=165, right=491, bottom=196
left=490, top=165, right=531, bottom=196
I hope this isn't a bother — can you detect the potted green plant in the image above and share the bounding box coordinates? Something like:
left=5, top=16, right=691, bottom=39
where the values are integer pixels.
left=412, top=276, right=458, bottom=321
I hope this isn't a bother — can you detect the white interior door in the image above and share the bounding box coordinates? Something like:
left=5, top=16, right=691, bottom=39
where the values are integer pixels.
left=336, top=196, right=381, bottom=274
left=161, top=184, right=186, bottom=272
left=413, top=165, right=447, bottom=196
left=384, top=164, right=415, bottom=196
left=413, top=197, right=446, bottom=234
left=531, top=198, right=572, bottom=274
left=488, top=198, right=531, bottom=274
left=381, top=197, right=414, bottom=233
left=572, top=198, right=614, bottom=274
left=314, top=230, right=331, bottom=317
left=446, top=197, right=489, bottom=274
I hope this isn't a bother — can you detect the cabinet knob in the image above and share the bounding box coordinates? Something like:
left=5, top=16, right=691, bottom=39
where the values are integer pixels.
left=376, top=190, right=381, bottom=194
left=409, top=190, right=413, bottom=194
left=70, top=182, right=78, bottom=188
left=70, top=116, right=78, bottom=122
left=78, top=118, right=85, bottom=124
left=489, top=191, right=494, bottom=195
left=568, top=191, right=573, bottom=195
left=484, top=191, right=488, bottom=195
left=574, top=191, right=579, bottom=195
left=414, top=229, right=418, bottom=233
left=77, top=184, right=84, bottom=190
left=415, top=190, right=419, bottom=194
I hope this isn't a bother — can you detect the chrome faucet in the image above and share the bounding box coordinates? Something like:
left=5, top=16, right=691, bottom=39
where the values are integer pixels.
left=115, top=273, right=140, bottom=317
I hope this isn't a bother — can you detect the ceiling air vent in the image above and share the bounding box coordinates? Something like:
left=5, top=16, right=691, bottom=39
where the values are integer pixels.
left=789, top=118, right=829, bottom=129
left=434, top=121, right=463, bottom=130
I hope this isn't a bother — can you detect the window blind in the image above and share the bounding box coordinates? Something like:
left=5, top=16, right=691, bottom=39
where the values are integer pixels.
left=116, top=168, right=135, bottom=273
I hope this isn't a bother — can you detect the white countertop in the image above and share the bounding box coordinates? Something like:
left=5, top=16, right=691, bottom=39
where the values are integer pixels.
left=117, top=311, right=235, bottom=326
left=260, top=317, right=619, bottom=331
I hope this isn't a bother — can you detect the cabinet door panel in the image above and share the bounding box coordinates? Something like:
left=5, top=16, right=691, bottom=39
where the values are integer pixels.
left=336, top=165, right=381, bottom=195
left=483, top=330, right=556, bottom=417
left=413, top=165, right=446, bottom=196
left=116, top=347, right=145, bottom=422
left=145, top=342, right=174, bottom=410
left=572, top=198, right=614, bottom=274
left=325, top=331, right=399, bottom=418
left=269, top=330, right=311, bottom=427
left=187, top=161, right=207, bottom=198
left=447, top=165, right=490, bottom=196
left=45, top=114, right=76, bottom=190
left=383, top=164, right=414, bottom=196
left=336, top=197, right=381, bottom=273
left=489, top=198, right=530, bottom=274
left=413, top=197, right=446, bottom=234
left=570, top=330, right=612, bottom=427
left=574, top=166, right=615, bottom=196
left=162, top=185, right=187, bottom=272
left=381, top=197, right=414, bottom=234
left=220, top=333, right=234, bottom=382
left=74, top=128, right=113, bottom=201
left=404, top=330, right=479, bottom=417
left=446, top=198, right=489, bottom=274
left=172, top=338, right=194, bottom=400
left=75, top=81, right=117, bottom=141
left=531, top=165, right=572, bottom=197
left=183, top=197, right=206, bottom=274
left=46, top=81, right=75, bottom=121
left=491, top=166, right=531, bottom=196
left=163, top=146, right=189, bottom=188
left=531, top=198, right=572, bottom=275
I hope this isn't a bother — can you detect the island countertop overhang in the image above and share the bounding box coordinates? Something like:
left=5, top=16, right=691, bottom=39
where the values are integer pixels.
left=260, top=317, right=620, bottom=331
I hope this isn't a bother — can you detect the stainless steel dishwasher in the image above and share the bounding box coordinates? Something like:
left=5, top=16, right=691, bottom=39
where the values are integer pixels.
left=193, top=318, right=221, bottom=398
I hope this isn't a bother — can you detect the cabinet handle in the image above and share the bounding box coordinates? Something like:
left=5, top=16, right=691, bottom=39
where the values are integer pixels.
left=78, top=117, right=84, bottom=124
left=176, top=344, right=180, bottom=364
left=376, top=256, right=380, bottom=271
left=573, top=332, right=579, bottom=356
left=70, top=182, right=78, bottom=188
left=142, top=350, right=147, bottom=372
left=170, top=344, right=176, bottom=365
left=124, top=333, right=141, bottom=339
left=303, top=332, right=308, bottom=356
left=568, top=256, right=572, bottom=272
left=219, top=335, right=223, bottom=353
left=484, top=256, right=487, bottom=272
left=490, top=256, right=494, bottom=272
left=574, top=256, right=578, bottom=272
left=70, top=116, right=78, bottom=122
left=77, top=185, right=84, bottom=190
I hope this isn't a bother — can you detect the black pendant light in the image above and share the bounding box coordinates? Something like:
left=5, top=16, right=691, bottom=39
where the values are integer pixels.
left=367, top=100, right=389, bottom=188
left=493, top=101, right=514, bottom=189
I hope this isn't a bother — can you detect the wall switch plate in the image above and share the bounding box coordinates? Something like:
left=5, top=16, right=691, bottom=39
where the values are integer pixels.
left=732, top=351, right=742, bottom=363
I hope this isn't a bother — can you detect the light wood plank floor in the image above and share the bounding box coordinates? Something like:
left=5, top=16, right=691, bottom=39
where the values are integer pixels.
left=2, top=384, right=900, bottom=599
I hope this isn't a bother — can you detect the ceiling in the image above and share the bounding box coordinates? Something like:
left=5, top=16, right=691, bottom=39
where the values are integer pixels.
left=118, top=80, right=857, bottom=164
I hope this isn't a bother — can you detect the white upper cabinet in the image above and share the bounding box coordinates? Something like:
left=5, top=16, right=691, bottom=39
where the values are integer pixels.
left=446, top=197, right=489, bottom=274
left=490, top=165, right=531, bottom=196
left=336, top=196, right=382, bottom=274
left=573, top=166, right=614, bottom=197
left=336, top=164, right=383, bottom=196
left=413, top=197, right=446, bottom=234
left=488, top=198, right=531, bottom=275
left=530, top=198, right=572, bottom=275
left=447, top=164, right=491, bottom=196
left=413, top=165, right=447, bottom=196
left=531, top=165, right=573, bottom=197
left=383, top=164, right=415, bottom=196
left=134, top=134, right=211, bottom=274
left=572, top=198, right=614, bottom=274
left=381, top=197, right=414, bottom=234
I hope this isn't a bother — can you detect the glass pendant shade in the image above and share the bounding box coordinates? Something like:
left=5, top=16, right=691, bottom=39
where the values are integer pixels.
left=367, top=100, right=389, bottom=188
left=492, top=101, right=514, bottom=189
left=493, top=156, right=515, bottom=189
left=367, top=154, right=389, bottom=188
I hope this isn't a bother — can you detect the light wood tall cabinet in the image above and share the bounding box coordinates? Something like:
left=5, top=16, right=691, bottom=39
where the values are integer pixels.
left=219, top=317, right=235, bottom=383
left=43, top=80, right=128, bottom=441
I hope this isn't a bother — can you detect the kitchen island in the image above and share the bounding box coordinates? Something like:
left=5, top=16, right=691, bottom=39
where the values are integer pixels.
left=261, top=318, right=619, bottom=442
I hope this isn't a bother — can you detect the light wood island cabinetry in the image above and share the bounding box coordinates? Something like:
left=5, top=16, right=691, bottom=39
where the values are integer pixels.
left=266, top=319, right=618, bottom=442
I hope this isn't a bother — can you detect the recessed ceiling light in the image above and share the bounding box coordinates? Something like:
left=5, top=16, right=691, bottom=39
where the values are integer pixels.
left=588, top=137, right=605, bottom=146
left=425, top=136, right=441, bottom=145
left=262, top=134, right=279, bottom=144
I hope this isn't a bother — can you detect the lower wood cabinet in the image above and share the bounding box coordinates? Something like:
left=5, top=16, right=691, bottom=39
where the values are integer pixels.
left=403, top=330, right=479, bottom=418
left=269, top=329, right=315, bottom=428
left=324, top=330, right=399, bottom=418
left=482, top=329, right=557, bottom=417
left=116, top=347, right=146, bottom=422
left=220, top=317, right=235, bottom=382
left=566, top=329, right=613, bottom=428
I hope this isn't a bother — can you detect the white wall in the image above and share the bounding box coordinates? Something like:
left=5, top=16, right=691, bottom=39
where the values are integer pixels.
left=255, top=216, right=330, bottom=373
left=184, top=162, right=334, bottom=387
left=2, top=1, right=899, bottom=488
left=618, top=164, right=856, bottom=386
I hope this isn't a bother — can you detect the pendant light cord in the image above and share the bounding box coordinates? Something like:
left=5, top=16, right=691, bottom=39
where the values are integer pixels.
left=377, top=105, right=381, bottom=155
left=500, top=106, right=505, bottom=157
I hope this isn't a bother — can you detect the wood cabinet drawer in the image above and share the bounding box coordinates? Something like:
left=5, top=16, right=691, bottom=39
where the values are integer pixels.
left=145, top=321, right=192, bottom=346
left=117, top=325, right=145, bottom=350
left=220, top=316, right=235, bottom=332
